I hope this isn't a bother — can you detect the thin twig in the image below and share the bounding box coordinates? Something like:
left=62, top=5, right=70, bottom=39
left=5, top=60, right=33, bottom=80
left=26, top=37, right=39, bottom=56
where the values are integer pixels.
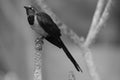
left=33, top=51, right=42, bottom=80
left=90, top=0, right=106, bottom=28
left=34, top=39, right=43, bottom=80
left=85, top=0, right=106, bottom=47
left=82, top=47, right=101, bottom=80
left=84, top=0, right=112, bottom=47
left=83, top=0, right=112, bottom=80
left=96, top=0, right=112, bottom=35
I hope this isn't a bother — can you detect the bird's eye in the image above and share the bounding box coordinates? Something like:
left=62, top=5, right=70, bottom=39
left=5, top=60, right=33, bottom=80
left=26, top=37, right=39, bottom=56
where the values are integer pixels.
left=31, top=7, right=34, bottom=10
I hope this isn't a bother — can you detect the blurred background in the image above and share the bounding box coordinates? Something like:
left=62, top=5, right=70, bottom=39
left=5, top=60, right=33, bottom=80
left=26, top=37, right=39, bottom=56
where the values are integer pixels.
left=0, top=0, right=120, bottom=80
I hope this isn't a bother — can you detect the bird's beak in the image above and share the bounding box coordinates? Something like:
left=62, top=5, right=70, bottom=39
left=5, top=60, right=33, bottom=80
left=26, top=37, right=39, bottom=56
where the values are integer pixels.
left=24, top=6, right=28, bottom=9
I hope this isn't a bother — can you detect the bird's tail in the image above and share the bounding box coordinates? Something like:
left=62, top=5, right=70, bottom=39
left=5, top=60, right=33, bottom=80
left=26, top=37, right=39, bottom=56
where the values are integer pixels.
left=59, top=38, right=83, bottom=72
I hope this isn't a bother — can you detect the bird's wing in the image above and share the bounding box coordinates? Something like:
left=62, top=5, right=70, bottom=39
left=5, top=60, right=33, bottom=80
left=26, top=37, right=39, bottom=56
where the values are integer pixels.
left=36, top=12, right=61, bottom=37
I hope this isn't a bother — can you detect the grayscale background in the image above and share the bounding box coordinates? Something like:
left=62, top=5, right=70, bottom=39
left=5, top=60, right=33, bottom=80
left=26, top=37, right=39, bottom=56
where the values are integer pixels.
left=0, top=0, right=120, bottom=80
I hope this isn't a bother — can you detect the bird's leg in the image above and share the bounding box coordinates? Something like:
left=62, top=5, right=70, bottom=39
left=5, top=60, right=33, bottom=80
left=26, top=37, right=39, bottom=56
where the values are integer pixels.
left=35, top=36, right=44, bottom=51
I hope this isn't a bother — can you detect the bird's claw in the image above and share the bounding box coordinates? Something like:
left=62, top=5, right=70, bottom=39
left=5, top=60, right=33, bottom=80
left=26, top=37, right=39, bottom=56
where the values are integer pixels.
left=35, top=37, right=44, bottom=51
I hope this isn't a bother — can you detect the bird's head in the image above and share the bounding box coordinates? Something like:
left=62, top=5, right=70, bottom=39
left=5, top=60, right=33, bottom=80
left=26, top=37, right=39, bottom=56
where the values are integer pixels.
left=24, top=6, right=36, bottom=16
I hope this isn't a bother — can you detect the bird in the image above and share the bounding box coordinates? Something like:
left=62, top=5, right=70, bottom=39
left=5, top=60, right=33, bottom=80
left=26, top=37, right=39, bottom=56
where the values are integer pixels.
left=24, top=6, right=82, bottom=72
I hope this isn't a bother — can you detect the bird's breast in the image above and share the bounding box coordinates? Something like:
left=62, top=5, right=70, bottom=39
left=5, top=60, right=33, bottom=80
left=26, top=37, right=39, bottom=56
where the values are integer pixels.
left=31, top=16, right=48, bottom=37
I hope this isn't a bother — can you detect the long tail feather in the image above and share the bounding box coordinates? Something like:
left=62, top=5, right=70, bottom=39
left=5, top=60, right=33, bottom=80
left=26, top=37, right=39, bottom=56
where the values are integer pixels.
left=59, top=38, right=83, bottom=72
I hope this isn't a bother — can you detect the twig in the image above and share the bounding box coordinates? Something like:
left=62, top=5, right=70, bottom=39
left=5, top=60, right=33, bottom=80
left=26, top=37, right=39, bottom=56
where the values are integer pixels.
left=33, top=51, right=42, bottom=80
left=33, top=38, right=43, bottom=80
left=83, top=0, right=112, bottom=80
left=84, top=0, right=112, bottom=47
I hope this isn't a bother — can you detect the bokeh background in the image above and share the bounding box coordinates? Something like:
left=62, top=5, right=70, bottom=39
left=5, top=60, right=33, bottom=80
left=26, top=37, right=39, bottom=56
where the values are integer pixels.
left=0, top=0, right=120, bottom=80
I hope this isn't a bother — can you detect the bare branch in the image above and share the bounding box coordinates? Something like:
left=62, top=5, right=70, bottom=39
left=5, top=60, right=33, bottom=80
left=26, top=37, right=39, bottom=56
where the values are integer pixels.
left=84, top=0, right=112, bottom=47
left=90, top=0, right=106, bottom=29
left=96, top=0, right=112, bottom=34
left=82, top=46, right=101, bottom=80
left=83, top=0, right=112, bottom=80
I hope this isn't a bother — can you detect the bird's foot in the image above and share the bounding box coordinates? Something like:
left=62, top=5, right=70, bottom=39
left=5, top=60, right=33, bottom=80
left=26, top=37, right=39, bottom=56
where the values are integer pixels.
left=35, top=37, right=44, bottom=51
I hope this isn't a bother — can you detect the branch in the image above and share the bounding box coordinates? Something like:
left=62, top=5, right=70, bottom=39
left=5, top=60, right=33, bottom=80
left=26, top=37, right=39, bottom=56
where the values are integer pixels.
left=83, top=0, right=112, bottom=80
left=84, top=0, right=112, bottom=47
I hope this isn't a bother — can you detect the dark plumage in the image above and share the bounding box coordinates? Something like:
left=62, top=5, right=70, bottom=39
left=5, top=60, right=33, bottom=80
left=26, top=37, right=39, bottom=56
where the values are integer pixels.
left=36, top=12, right=61, bottom=37
left=24, top=6, right=82, bottom=72
left=28, top=15, right=34, bottom=25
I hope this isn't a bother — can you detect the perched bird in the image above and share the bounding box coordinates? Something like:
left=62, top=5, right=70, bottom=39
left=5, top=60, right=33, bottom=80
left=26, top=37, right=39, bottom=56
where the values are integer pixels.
left=24, top=6, right=82, bottom=72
